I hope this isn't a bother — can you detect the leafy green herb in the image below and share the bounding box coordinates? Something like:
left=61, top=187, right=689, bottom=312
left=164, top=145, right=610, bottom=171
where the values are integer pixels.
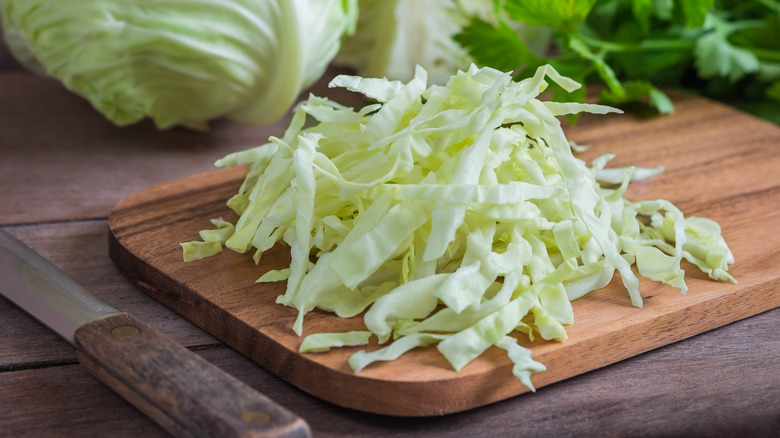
left=455, top=0, right=780, bottom=123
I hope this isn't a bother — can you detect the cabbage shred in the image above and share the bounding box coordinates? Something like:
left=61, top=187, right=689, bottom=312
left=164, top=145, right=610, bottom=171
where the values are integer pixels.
left=182, top=64, right=735, bottom=390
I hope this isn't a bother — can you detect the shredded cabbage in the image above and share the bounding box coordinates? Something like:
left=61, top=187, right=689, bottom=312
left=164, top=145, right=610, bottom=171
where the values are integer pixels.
left=182, top=64, right=735, bottom=390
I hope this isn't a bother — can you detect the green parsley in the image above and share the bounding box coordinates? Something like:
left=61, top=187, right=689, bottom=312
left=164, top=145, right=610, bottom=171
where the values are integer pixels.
left=455, top=0, right=780, bottom=124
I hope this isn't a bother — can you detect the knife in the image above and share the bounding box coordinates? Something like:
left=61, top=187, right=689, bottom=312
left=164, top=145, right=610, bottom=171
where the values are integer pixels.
left=0, top=230, right=310, bottom=438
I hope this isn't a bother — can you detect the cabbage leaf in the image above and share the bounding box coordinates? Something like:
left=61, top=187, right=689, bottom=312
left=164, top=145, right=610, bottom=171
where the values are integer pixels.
left=1, top=0, right=358, bottom=130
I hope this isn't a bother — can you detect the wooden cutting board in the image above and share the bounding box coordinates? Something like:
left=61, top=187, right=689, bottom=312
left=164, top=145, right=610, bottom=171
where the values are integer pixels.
left=108, top=91, right=780, bottom=416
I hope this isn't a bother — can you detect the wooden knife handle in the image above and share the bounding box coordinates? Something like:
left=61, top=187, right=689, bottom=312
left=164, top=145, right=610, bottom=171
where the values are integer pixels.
left=73, top=313, right=310, bottom=438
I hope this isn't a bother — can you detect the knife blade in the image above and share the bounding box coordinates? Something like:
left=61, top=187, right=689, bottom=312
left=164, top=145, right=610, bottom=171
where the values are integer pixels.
left=0, top=229, right=310, bottom=438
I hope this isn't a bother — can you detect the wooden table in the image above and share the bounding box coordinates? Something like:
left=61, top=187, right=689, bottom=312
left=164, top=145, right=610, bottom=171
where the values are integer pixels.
left=1, top=39, right=778, bottom=437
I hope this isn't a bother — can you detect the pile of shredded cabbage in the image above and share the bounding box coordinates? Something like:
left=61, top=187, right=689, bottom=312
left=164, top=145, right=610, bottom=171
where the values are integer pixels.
left=182, top=64, right=735, bottom=390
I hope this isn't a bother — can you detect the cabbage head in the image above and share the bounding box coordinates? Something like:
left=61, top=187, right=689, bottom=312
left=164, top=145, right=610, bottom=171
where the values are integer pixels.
left=0, top=0, right=358, bottom=130
left=334, top=0, right=480, bottom=85
left=334, top=0, right=551, bottom=85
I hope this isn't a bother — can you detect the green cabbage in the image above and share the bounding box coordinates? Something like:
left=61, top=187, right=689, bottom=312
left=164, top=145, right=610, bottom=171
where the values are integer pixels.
left=0, top=0, right=358, bottom=130
left=182, top=64, right=735, bottom=390
left=334, top=0, right=471, bottom=85
left=333, top=0, right=553, bottom=85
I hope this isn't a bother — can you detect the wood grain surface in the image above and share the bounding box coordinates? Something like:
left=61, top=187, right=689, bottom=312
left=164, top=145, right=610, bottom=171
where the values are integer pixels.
left=107, top=90, right=780, bottom=416
left=2, top=33, right=779, bottom=436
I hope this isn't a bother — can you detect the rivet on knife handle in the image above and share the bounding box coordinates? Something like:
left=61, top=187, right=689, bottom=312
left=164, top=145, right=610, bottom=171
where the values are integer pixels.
left=74, top=312, right=310, bottom=438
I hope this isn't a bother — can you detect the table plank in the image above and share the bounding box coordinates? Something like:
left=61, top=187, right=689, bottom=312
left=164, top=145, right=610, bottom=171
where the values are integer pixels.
left=0, top=73, right=287, bottom=225
left=1, top=313, right=777, bottom=437
left=0, top=67, right=362, bottom=226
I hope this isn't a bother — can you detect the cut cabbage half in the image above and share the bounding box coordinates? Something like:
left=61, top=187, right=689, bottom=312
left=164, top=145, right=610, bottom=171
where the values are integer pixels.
left=182, top=64, right=735, bottom=390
